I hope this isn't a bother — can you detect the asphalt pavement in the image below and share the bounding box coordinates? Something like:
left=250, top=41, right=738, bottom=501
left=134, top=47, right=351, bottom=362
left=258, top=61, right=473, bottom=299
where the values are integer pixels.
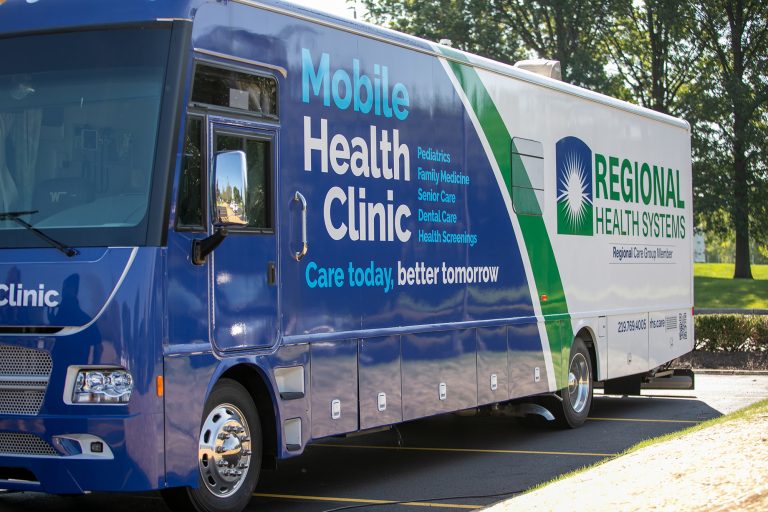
left=2, top=374, right=767, bottom=512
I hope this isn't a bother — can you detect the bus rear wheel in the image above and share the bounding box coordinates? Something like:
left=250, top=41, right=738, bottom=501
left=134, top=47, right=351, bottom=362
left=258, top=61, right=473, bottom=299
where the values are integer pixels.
left=163, top=379, right=262, bottom=512
left=552, top=337, right=593, bottom=428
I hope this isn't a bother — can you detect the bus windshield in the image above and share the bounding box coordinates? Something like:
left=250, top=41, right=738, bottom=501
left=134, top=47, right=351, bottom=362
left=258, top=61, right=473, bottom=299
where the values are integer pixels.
left=0, top=27, right=172, bottom=248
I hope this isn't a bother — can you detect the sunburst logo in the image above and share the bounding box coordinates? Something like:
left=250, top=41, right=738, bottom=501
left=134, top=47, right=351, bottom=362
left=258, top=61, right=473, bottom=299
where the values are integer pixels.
left=556, top=136, right=593, bottom=236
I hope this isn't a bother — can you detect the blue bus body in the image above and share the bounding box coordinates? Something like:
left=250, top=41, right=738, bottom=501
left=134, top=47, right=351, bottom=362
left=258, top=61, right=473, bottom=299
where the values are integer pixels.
left=0, top=0, right=693, bottom=506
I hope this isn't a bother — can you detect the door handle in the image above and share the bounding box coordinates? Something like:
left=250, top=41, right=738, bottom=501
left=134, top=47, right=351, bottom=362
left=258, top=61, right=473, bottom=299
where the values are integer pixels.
left=293, top=191, right=308, bottom=261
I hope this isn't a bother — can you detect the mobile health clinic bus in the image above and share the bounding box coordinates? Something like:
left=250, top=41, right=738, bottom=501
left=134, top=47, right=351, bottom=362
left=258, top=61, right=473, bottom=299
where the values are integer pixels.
left=0, top=1, right=693, bottom=511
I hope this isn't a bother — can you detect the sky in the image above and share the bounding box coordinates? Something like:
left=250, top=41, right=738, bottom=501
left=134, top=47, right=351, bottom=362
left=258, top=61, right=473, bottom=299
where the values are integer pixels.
left=285, top=0, right=366, bottom=20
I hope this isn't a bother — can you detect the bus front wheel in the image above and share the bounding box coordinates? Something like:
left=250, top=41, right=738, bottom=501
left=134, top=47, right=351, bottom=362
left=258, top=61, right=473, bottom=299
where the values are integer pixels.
left=163, top=378, right=262, bottom=512
left=552, top=338, right=593, bottom=428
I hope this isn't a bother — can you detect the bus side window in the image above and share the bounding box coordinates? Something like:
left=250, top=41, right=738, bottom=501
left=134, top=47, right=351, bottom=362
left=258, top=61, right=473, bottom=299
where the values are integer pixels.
left=191, top=64, right=278, bottom=118
left=177, top=116, right=205, bottom=229
left=511, top=137, right=544, bottom=216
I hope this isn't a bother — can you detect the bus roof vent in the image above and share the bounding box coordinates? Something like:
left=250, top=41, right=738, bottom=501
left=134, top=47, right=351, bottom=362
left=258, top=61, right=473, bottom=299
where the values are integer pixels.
left=513, top=59, right=562, bottom=81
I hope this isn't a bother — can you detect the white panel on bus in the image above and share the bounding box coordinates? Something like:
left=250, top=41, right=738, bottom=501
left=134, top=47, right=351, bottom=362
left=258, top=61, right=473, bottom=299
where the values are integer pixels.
left=649, top=309, right=692, bottom=368
left=606, top=313, right=650, bottom=379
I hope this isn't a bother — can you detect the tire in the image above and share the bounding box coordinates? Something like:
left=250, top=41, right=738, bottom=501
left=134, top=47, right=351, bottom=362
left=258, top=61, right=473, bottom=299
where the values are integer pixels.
left=162, top=379, right=262, bottom=512
left=551, top=337, right=593, bottom=429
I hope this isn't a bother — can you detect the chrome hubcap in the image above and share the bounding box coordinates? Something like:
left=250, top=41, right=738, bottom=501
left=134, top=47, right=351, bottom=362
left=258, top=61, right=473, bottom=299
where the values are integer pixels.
left=568, top=353, right=590, bottom=414
left=198, top=403, right=251, bottom=497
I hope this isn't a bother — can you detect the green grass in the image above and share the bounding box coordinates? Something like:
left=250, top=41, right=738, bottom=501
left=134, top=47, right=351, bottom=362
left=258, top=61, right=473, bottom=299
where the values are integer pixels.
left=694, top=263, right=768, bottom=309
left=521, top=398, right=768, bottom=497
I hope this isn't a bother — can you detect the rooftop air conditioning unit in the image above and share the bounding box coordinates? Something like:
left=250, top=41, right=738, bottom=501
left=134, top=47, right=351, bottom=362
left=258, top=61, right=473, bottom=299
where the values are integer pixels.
left=513, top=59, right=562, bottom=81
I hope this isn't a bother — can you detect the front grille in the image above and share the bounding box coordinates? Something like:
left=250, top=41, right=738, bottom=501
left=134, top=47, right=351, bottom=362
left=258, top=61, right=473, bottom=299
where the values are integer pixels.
left=0, top=345, right=52, bottom=376
left=0, top=390, right=47, bottom=416
left=0, top=432, right=58, bottom=456
left=0, top=345, right=52, bottom=415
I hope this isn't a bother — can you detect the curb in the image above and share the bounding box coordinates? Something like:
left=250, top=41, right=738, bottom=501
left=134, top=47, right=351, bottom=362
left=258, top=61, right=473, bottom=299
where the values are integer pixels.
left=695, top=308, right=768, bottom=315
left=693, top=368, right=768, bottom=376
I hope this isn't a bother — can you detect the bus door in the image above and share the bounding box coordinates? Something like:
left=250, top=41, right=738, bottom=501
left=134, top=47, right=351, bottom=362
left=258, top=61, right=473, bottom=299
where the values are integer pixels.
left=208, top=121, right=278, bottom=352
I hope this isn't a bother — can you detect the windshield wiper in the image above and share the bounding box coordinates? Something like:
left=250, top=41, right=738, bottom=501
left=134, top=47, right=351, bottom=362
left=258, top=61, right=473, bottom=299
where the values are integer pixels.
left=0, top=210, right=78, bottom=257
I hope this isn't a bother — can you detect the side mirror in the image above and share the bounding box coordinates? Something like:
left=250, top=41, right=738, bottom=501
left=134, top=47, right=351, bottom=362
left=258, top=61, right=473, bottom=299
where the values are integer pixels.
left=190, top=150, right=248, bottom=266
left=213, top=150, right=248, bottom=227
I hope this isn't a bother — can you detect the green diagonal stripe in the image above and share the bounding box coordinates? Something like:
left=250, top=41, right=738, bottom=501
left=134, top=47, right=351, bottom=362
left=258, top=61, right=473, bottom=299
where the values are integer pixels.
left=441, top=49, right=571, bottom=388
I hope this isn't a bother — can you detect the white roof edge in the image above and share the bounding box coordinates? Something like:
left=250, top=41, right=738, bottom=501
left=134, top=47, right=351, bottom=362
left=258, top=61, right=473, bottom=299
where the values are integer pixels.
left=232, top=0, right=691, bottom=132
left=460, top=49, right=690, bottom=131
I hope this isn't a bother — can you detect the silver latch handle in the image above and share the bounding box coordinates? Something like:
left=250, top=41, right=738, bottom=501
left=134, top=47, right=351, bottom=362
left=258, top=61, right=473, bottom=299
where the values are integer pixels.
left=293, top=191, right=308, bottom=261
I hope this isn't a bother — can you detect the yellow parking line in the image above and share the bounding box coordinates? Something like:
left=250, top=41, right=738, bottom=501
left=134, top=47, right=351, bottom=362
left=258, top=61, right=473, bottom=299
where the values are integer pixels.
left=312, top=443, right=612, bottom=457
left=640, top=394, right=698, bottom=399
left=588, top=417, right=699, bottom=424
left=253, top=493, right=482, bottom=509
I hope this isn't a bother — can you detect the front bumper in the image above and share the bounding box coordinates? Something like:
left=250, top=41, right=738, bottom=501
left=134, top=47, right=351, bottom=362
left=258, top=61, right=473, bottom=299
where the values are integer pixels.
left=0, top=412, right=164, bottom=494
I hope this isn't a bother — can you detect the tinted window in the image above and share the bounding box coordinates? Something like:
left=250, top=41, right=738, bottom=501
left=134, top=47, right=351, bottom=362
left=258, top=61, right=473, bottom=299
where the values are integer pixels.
left=192, top=65, right=277, bottom=118
left=177, top=117, right=204, bottom=228
left=0, top=28, right=171, bottom=247
left=511, top=138, right=544, bottom=216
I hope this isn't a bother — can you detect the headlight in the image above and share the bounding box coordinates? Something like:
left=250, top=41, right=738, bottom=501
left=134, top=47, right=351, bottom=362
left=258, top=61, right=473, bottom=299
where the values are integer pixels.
left=72, top=369, right=133, bottom=403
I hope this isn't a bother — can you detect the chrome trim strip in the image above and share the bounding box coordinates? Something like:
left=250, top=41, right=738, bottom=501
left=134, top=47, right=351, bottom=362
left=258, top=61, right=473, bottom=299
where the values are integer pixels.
left=0, top=385, right=46, bottom=391
left=163, top=343, right=214, bottom=357
left=0, top=375, right=48, bottom=391
left=232, top=0, right=435, bottom=54
left=0, top=376, right=49, bottom=384
left=194, top=48, right=288, bottom=78
left=280, top=303, right=692, bottom=345
left=282, top=315, right=543, bottom=345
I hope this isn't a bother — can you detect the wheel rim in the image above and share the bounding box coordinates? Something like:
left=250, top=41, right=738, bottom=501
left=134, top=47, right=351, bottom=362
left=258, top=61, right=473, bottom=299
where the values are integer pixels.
left=568, top=352, right=590, bottom=414
left=198, top=403, right=252, bottom=498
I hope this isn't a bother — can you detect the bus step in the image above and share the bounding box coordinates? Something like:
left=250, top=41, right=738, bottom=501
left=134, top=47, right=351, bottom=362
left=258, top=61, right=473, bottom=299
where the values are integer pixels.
left=642, top=368, right=695, bottom=390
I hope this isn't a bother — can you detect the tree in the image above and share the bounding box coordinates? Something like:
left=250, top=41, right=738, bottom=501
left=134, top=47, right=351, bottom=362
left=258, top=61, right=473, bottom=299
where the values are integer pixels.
left=359, top=0, right=616, bottom=90
left=232, top=186, right=242, bottom=206
left=490, top=0, right=616, bottom=90
left=360, top=0, right=523, bottom=64
left=602, top=0, right=699, bottom=116
left=694, top=0, right=768, bottom=278
left=686, top=56, right=736, bottom=253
